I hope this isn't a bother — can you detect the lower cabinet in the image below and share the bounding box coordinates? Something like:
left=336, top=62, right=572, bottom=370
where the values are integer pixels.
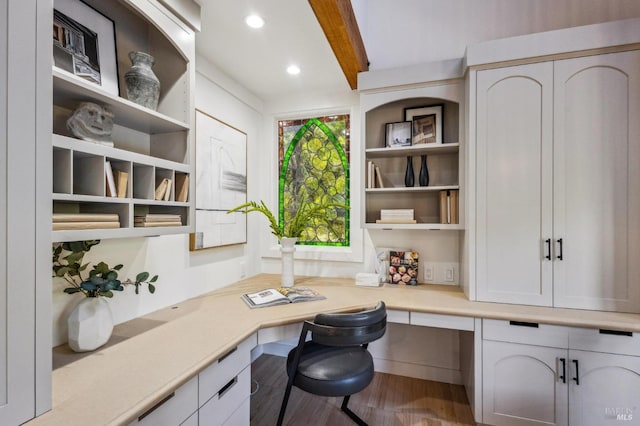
left=482, top=320, right=640, bottom=426
left=130, top=333, right=257, bottom=426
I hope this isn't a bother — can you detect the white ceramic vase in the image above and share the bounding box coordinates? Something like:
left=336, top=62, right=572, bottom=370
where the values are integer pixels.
left=67, top=297, right=114, bottom=352
left=280, top=237, right=298, bottom=287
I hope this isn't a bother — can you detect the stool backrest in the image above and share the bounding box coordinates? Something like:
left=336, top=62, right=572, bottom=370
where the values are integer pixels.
left=307, top=301, right=387, bottom=347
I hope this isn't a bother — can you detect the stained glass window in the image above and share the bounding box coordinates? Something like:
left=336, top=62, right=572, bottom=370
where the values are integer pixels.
left=278, top=115, right=350, bottom=246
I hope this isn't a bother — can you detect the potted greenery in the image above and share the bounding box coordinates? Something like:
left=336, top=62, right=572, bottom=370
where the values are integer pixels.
left=228, top=195, right=345, bottom=287
left=52, top=240, right=158, bottom=352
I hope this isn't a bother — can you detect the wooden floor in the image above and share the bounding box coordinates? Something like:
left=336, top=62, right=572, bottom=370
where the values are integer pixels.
left=250, top=354, right=476, bottom=426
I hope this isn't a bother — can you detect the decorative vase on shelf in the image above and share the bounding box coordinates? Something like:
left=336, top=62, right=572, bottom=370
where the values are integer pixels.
left=67, top=297, right=114, bottom=352
left=124, top=51, right=160, bottom=110
left=404, top=156, right=415, bottom=187
left=419, top=154, right=430, bottom=186
left=280, top=237, right=298, bottom=287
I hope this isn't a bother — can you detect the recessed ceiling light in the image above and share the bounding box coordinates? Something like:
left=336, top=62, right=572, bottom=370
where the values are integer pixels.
left=287, top=65, right=301, bottom=75
left=245, top=14, right=264, bottom=29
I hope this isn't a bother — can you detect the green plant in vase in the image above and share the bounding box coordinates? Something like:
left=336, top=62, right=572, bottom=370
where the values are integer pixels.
left=227, top=193, right=345, bottom=240
left=52, top=240, right=158, bottom=297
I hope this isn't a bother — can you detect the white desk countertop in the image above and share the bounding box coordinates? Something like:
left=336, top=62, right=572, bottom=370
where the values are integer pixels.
left=27, top=274, right=640, bottom=425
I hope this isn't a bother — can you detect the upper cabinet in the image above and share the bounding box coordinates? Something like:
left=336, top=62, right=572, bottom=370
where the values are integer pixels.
left=51, top=0, right=196, bottom=242
left=360, top=75, right=465, bottom=230
left=468, top=19, right=640, bottom=312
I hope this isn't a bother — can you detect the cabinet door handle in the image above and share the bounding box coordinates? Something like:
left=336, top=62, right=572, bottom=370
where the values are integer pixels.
left=572, top=359, right=579, bottom=385
left=544, top=238, right=552, bottom=260
left=559, top=358, right=566, bottom=383
left=557, top=238, right=563, bottom=260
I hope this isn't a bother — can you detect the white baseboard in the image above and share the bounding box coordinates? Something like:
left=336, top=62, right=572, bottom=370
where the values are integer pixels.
left=260, top=341, right=296, bottom=357
left=373, top=357, right=462, bottom=385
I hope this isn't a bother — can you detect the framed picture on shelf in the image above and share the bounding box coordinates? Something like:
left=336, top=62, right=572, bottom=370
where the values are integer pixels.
left=190, top=109, right=247, bottom=250
left=53, top=0, right=119, bottom=96
left=404, top=105, right=443, bottom=144
left=385, top=121, right=412, bottom=147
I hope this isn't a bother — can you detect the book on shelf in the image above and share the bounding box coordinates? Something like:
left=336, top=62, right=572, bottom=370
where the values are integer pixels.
left=154, top=178, right=170, bottom=200
left=376, top=219, right=417, bottom=224
left=135, top=214, right=182, bottom=222
left=53, top=213, right=119, bottom=222
left=374, top=164, right=384, bottom=188
left=241, top=287, right=326, bottom=309
left=450, top=189, right=459, bottom=224
left=115, top=170, right=128, bottom=198
left=53, top=221, right=120, bottom=231
left=175, top=174, right=189, bottom=202
left=163, top=179, right=172, bottom=201
left=134, top=221, right=182, bottom=228
left=134, top=213, right=182, bottom=227
left=388, top=250, right=419, bottom=285
left=439, top=190, right=459, bottom=224
left=105, top=161, right=117, bottom=198
left=366, top=161, right=385, bottom=189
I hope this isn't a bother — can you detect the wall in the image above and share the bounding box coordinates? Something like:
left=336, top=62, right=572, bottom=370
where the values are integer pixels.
left=51, top=55, right=263, bottom=347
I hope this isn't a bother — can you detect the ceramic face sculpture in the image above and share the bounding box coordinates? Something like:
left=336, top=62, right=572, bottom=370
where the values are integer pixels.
left=67, top=102, right=115, bottom=142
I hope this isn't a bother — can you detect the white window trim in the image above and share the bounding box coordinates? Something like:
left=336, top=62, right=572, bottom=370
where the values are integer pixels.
left=260, top=105, right=363, bottom=263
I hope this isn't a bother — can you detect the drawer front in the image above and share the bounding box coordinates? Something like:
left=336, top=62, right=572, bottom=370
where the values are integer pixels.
left=180, top=412, right=198, bottom=426
left=222, top=396, right=250, bottom=426
left=199, top=365, right=251, bottom=426
left=132, top=375, right=198, bottom=426
left=199, top=333, right=256, bottom=407
left=387, top=309, right=409, bottom=324
left=569, top=326, right=640, bottom=356
left=411, top=312, right=475, bottom=331
left=257, top=323, right=302, bottom=344
left=482, top=319, right=569, bottom=348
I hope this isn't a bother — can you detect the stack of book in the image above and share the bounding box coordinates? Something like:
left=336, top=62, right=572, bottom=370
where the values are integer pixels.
left=134, top=214, right=182, bottom=227
left=52, top=213, right=120, bottom=230
left=366, top=160, right=384, bottom=188
left=376, top=209, right=416, bottom=224
left=439, top=190, right=459, bottom=224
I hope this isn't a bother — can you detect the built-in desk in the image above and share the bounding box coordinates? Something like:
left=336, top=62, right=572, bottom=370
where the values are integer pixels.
left=28, top=274, right=640, bottom=426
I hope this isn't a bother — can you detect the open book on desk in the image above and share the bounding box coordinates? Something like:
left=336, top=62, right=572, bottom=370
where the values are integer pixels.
left=241, top=287, right=325, bottom=309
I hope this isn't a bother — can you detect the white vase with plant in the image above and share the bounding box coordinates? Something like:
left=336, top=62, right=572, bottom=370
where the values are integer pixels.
left=52, top=240, right=158, bottom=352
left=228, top=196, right=345, bottom=287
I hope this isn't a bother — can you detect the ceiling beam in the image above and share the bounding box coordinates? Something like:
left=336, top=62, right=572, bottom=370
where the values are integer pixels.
left=308, top=0, right=369, bottom=90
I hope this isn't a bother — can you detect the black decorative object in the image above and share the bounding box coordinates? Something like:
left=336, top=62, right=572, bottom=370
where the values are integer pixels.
left=419, top=154, right=429, bottom=186
left=404, top=156, right=414, bottom=187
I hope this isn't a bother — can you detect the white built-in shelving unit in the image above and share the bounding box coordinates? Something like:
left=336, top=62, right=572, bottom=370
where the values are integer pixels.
left=51, top=0, right=195, bottom=242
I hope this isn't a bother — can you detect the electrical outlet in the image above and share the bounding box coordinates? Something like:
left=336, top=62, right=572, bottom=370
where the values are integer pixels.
left=239, top=261, right=246, bottom=279
left=423, top=263, right=435, bottom=282
left=441, top=263, right=458, bottom=285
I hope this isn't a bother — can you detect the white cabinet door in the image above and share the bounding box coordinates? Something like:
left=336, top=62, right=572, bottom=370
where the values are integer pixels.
left=553, top=50, right=640, bottom=313
left=0, top=1, right=50, bottom=424
left=483, top=340, right=568, bottom=426
left=568, top=350, right=640, bottom=425
left=476, top=62, right=554, bottom=305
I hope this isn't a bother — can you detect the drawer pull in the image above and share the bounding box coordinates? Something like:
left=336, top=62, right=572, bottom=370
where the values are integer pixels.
left=218, top=376, right=238, bottom=399
left=599, top=329, right=633, bottom=337
left=572, top=359, right=580, bottom=385
left=137, top=392, right=175, bottom=421
left=218, top=346, right=238, bottom=362
left=509, top=320, right=539, bottom=328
